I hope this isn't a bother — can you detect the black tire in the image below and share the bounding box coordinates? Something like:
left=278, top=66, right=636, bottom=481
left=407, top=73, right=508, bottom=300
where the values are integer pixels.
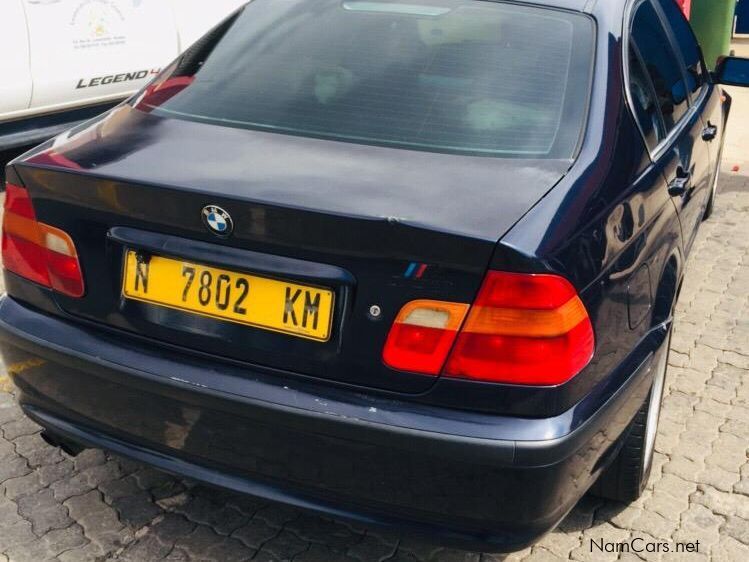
left=590, top=395, right=651, bottom=502
left=591, top=333, right=670, bottom=503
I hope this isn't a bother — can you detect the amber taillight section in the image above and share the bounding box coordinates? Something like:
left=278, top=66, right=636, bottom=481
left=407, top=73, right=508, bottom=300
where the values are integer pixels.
left=2, top=182, right=85, bottom=297
left=384, top=271, right=594, bottom=385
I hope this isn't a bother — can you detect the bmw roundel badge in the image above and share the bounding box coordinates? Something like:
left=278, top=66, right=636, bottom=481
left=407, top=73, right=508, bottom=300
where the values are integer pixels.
left=202, top=205, right=234, bottom=238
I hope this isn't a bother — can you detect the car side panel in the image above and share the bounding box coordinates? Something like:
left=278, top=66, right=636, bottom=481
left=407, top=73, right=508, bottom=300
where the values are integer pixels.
left=700, top=84, right=728, bottom=182
left=544, top=109, right=683, bottom=412
left=659, top=105, right=713, bottom=256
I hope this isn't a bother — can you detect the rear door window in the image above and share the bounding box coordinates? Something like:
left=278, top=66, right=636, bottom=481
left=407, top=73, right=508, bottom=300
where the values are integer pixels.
left=628, top=45, right=665, bottom=150
left=654, top=0, right=708, bottom=99
left=630, top=0, right=689, bottom=133
left=135, top=0, right=595, bottom=159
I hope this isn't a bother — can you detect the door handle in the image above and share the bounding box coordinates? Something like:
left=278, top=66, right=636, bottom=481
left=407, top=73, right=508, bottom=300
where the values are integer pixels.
left=702, top=122, right=718, bottom=141
left=668, top=169, right=692, bottom=197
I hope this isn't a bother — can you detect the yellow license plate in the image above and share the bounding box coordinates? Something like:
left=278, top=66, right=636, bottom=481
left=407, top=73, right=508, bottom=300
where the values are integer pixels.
left=122, top=251, right=334, bottom=341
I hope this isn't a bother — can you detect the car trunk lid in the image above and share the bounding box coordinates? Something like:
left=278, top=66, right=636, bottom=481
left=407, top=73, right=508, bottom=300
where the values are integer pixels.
left=13, top=107, right=570, bottom=393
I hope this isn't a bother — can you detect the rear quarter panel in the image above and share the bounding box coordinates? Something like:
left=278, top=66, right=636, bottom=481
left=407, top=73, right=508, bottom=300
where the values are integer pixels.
left=427, top=0, right=684, bottom=417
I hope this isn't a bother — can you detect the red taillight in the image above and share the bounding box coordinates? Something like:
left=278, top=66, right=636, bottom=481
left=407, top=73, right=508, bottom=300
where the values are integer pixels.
left=444, top=272, right=594, bottom=385
left=2, top=183, right=85, bottom=297
left=383, top=271, right=595, bottom=385
left=382, top=300, right=469, bottom=375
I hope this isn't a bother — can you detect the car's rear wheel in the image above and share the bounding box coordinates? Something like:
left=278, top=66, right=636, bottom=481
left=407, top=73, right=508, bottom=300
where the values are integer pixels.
left=590, top=331, right=670, bottom=502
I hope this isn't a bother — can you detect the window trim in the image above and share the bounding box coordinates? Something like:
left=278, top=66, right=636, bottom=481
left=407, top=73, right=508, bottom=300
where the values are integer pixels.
left=623, top=0, right=701, bottom=162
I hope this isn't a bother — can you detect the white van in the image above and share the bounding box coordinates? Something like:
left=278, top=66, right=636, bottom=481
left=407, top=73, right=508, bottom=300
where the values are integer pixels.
left=0, top=0, right=246, bottom=150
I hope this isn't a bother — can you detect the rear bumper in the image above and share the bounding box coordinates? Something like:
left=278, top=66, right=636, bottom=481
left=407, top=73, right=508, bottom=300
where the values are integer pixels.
left=0, top=295, right=661, bottom=551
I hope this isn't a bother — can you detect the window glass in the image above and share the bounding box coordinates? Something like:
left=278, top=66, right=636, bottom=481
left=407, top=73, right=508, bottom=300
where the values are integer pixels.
left=134, top=0, right=594, bottom=158
left=654, top=0, right=707, bottom=97
left=631, top=1, right=689, bottom=132
left=628, top=45, right=665, bottom=149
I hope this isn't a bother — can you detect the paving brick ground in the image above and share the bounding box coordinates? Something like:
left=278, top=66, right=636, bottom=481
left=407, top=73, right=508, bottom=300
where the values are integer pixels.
left=2, top=50, right=749, bottom=562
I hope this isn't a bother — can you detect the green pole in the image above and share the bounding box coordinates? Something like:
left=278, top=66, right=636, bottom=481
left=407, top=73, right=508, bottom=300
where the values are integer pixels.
left=690, top=0, right=736, bottom=69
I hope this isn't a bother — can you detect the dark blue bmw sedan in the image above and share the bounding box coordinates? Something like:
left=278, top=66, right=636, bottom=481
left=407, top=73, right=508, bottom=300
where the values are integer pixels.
left=2, top=0, right=748, bottom=552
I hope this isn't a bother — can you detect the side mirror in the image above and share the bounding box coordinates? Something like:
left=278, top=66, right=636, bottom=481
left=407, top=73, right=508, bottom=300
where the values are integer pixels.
left=714, top=56, right=749, bottom=86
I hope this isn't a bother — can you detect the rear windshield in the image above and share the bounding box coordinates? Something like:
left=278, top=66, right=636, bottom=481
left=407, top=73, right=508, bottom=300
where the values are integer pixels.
left=135, top=0, right=594, bottom=158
